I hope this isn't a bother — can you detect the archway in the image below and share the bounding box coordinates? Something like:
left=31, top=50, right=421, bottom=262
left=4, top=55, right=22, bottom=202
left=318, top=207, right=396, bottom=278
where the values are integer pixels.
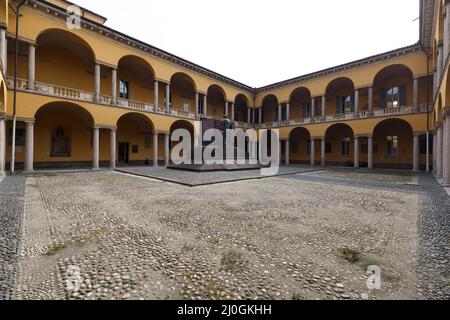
left=373, top=118, right=414, bottom=169
left=289, top=87, right=312, bottom=120
left=289, top=127, right=312, bottom=164
left=325, top=78, right=355, bottom=116
left=234, top=94, right=249, bottom=123
left=33, top=102, right=95, bottom=169
left=261, top=95, right=279, bottom=123
left=117, top=55, right=155, bottom=103
left=116, top=113, right=154, bottom=165
left=325, top=123, right=355, bottom=166
left=207, top=85, right=227, bottom=118
left=36, top=29, right=96, bottom=92
left=170, top=73, right=197, bottom=115
left=373, top=65, right=413, bottom=111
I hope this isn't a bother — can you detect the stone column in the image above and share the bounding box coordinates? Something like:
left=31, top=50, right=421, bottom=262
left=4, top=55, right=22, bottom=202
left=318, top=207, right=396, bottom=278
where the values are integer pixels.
left=438, top=44, right=444, bottom=85
left=368, top=87, right=374, bottom=116
left=252, top=109, right=256, bottom=125
left=231, top=103, right=235, bottom=122
left=311, top=98, right=316, bottom=122
left=354, top=89, right=359, bottom=116
left=110, top=128, right=116, bottom=169
left=203, top=95, right=208, bottom=116
left=248, top=108, right=251, bottom=125
left=413, top=77, right=419, bottom=111
left=321, top=136, right=326, bottom=166
left=285, top=140, right=290, bottom=165
left=259, top=108, right=262, bottom=124
left=310, top=138, right=315, bottom=166
left=278, top=104, right=282, bottom=124
left=0, top=114, right=6, bottom=175
left=443, top=108, right=450, bottom=185
left=286, top=102, right=290, bottom=123
left=0, top=28, right=6, bottom=74
left=94, top=63, right=101, bottom=102
left=413, top=133, right=420, bottom=172
left=433, top=70, right=438, bottom=97
left=224, top=101, right=229, bottom=117
left=92, top=127, right=100, bottom=170
left=153, top=132, right=159, bottom=167
left=24, top=121, right=34, bottom=172
left=154, top=80, right=159, bottom=110
left=433, top=131, right=437, bottom=175
left=195, top=93, right=199, bottom=118
left=111, top=68, right=117, bottom=105
left=437, top=125, right=443, bottom=178
left=321, top=96, right=326, bottom=119
left=368, top=135, right=374, bottom=169
left=354, top=136, right=359, bottom=168
left=164, top=133, right=170, bottom=167
left=445, top=1, right=450, bottom=61
left=165, top=84, right=170, bottom=114
left=27, top=44, right=36, bottom=91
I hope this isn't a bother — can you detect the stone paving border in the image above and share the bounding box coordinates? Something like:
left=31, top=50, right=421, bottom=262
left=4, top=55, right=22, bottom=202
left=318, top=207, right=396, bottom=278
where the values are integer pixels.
left=0, top=175, right=26, bottom=300
left=115, top=166, right=323, bottom=187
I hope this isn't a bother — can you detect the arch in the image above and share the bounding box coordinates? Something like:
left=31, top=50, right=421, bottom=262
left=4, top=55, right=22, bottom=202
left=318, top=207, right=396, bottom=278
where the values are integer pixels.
left=34, top=102, right=96, bottom=168
left=372, top=118, right=414, bottom=169
left=261, top=94, right=279, bottom=123
left=288, top=127, right=312, bottom=165
left=118, top=55, right=156, bottom=79
left=170, top=73, right=197, bottom=114
left=207, top=85, right=227, bottom=118
left=324, top=123, right=355, bottom=167
left=36, top=28, right=96, bottom=65
left=289, top=87, right=312, bottom=119
left=116, top=112, right=155, bottom=132
left=373, top=64, right=413, bottom=87
left=325, top=77, right=355, bottom=96
left=117, top=55, right=155, bottom=103
left=234, top=94, right=249, bottom=122
left=170, top=119, right=195, bottom=134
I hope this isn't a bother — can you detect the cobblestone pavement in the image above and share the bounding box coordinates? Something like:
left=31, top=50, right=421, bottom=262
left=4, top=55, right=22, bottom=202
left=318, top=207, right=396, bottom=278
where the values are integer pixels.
left=0, top=175, right=26, bottom=300
left=116, top=165, right=321, bottom=186
left=10, top=170, right=446, bottom=300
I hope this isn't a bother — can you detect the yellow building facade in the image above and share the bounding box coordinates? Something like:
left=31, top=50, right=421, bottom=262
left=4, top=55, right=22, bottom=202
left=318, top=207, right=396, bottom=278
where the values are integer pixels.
left=0, top=0, right=448, bottom=183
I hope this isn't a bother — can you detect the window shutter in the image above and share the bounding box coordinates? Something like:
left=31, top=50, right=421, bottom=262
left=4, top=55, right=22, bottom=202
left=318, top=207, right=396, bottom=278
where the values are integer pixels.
left=380, top=89, right=387, bottom=109
left=336, top=97, right=341, bottom=114
left=399, top=85, right=407, bottom=106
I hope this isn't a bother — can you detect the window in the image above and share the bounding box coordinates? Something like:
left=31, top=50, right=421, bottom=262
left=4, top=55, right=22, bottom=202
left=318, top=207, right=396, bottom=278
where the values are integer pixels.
left=51, top=127, right=70, bottom=157
left=325, top=143, right=332, bottom=154
left=386, top=136, right=399, bottom=156
left=340, top=96, right=352, bottom=113
left=119, top=80, right=130, bottom=99
left=341, top=138, right=351, bottom=156
left=304, top=103, right=311, bottom=117
left=198, top=97, right=204, bottom=114
left=131, top=145, right=139, bottom=154
left=183, top=103, right=190, bottom=113
left=420, top=137, right=433, bottom=155
left=8, top=128, right=25, bottom=146
left=386, top=87, right=400, bottom=108
left=306, top=140, right=311, bottom=156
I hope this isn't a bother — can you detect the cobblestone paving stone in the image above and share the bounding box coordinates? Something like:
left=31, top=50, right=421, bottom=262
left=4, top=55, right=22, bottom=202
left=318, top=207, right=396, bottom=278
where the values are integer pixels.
left=0, top=175, right=26, bottom=300
left=11, top=170, right=436, bottom=300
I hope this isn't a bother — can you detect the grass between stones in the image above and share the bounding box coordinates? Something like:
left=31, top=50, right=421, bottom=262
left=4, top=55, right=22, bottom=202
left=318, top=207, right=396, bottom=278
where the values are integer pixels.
left=337, top=247, right=361, bottom=264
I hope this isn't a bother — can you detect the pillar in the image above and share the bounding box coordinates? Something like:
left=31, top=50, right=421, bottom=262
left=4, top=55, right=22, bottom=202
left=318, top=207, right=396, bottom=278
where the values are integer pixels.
left=433, top=70, right=438, bottom=97
left=443, top=108, right=450, bottom=185
left=368, top=136, right=374, bottom=169
left=311, top=98, right=316, bottom=121
left=413, top=78, right=419, bottom=111
left=154, top=80, right=159, bottom=110
left=285, top=140, right=290, bottom=165
left=231, top=103, right=235, bottom=121
left=248, top=108, right=251, bottom=125
left=24, top=121, right=34, bottom=172
left=111, top=68, right=118, bottom=105
left=433, top=131, right=437, bottom=174
left=321, top=96, right=326, bottom=119
left=203, top=95, right=208, bottom=116
left=224, top=101, right=229, bottom=117
left=445, top=1, right=450, bottom=61
left=259, top=108, right=262, bottom=124
left=165, top=84, right=170, bottom=114
left=321, top=136, right=326, bottom=166
left=110, top=128, right=116, bottom=169
left=354, top=89, right=359, bottom=116
left=0, top=28, right=7, bottom=74
left=310, top=138, right=315, bottom=166
left=252, top=109, right=256, bottom=125
left=413, top=133, right=420, bottom=172
left=0, top=114, right=5, bottom=175
left=92, top=127, right=99, bottom=170
left=368, top=87, right=374, bottom=116
left=354, top=136, right=359, bottom=168
left=286, top=102, right=290, bottom=122
left=164, top=133, right=170, bottom=167
left=94, top=63, right=101, bottom=102
left=153, top=132, right=159, bottom=167
left=437, top=125, right=443, bottom=178
left=195, top=93, right=199, bottom=117
left=27, top=44, right=36, bottom=90
left=278, top=104, right=282, bottom=124
left=437, top=44, right=443, bottom=85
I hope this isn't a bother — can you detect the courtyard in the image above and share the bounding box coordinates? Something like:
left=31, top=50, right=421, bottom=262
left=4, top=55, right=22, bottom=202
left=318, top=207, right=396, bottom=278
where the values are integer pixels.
left=0, top=167, right=449, bottom=300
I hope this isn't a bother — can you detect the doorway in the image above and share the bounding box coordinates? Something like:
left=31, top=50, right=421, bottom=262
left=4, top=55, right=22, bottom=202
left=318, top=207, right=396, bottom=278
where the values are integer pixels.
left=118, top=142, right=129, bottom=164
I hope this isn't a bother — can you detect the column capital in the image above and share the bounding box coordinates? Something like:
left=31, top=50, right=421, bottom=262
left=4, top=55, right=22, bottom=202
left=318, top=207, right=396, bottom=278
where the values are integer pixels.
left=413, top=132, right=426, bottom=137
left=24, top=119, right=35, bottom=125
left=93, top=124, right=116, bottom=130
left=311, top=136, right=321, bottom=140
left=355, top=134, right=372, bottom=139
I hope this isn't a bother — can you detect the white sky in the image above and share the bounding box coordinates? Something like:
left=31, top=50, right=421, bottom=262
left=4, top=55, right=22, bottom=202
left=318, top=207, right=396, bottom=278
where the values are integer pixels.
left=72, top=0, right=420, bottom=88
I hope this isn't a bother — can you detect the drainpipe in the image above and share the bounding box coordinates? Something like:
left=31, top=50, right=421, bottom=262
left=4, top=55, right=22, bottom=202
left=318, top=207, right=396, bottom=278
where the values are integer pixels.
left=10, top=0, right=28, bottom=174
